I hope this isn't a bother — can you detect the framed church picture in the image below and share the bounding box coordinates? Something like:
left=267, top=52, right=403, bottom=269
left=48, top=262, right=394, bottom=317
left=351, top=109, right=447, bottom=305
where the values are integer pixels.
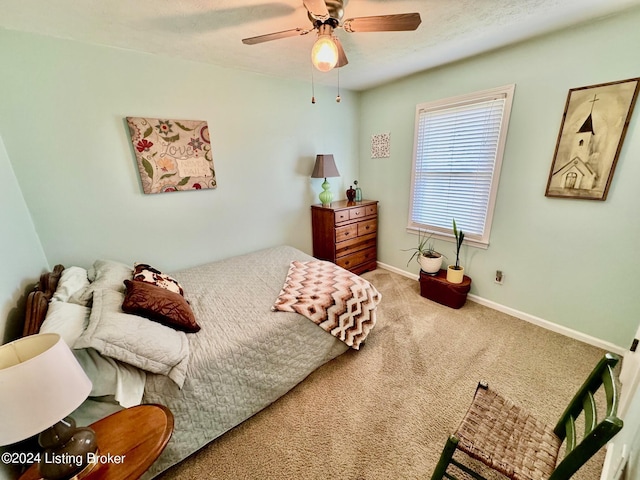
left=545, top=78, right=639, bottom=200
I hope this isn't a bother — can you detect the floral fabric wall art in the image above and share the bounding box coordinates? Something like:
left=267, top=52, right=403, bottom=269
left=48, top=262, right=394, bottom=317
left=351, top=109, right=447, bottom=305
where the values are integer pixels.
left=126, top=117, right=216, bottom=194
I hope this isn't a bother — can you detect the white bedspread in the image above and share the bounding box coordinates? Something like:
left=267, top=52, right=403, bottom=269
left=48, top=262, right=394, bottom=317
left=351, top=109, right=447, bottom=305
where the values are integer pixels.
left=141, top=246, right=349, bottom=478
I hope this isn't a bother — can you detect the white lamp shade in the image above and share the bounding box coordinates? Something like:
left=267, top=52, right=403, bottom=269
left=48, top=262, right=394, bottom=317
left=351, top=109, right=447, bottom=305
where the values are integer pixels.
left=0, top=333, right=92, bottom=445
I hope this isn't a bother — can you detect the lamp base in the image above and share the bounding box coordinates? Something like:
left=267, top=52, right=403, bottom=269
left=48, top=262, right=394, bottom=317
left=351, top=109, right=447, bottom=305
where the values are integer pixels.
left=319, top=178, right=333, bottom=206
left=38, top=417, right=99, bottom=480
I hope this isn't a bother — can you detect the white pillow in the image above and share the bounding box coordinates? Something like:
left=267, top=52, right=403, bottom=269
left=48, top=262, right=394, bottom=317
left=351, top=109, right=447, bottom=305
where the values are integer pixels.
left=39, top=302, right=90, bottom=347
left=77, top=260, right=133, bottom=305
left=52, top=266, right=90, bottom=304
left=73, top=348, right=146, bottom=408
left=74, top=288, right=189, bottom=388
left=41, top=299, right=146, bottom=407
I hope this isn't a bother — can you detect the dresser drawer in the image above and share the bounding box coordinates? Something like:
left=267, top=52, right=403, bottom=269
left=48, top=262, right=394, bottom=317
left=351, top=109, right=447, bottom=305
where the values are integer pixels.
left=357, top=219, right=377, bottom=237
left=335, top=224, right=357, bottom=242
left=349, top=206, right=367, bottom=220
left=364, top=204, right=377, bottom=216
left=336, top=246, right=377, bottom=271
left=334, top=210, right=350, bottom=223
left=336, top=236, right=376, bottom=258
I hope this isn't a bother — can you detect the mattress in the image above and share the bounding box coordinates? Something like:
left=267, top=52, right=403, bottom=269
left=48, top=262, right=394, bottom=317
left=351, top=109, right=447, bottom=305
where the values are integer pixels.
left=141, top=245, right=349, bottom=478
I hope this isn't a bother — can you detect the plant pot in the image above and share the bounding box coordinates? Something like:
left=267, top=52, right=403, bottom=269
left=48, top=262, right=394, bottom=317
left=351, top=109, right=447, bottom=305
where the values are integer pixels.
left=447, top=265, right=465, bottom=284
left=418, top=254, right=443, bottom=275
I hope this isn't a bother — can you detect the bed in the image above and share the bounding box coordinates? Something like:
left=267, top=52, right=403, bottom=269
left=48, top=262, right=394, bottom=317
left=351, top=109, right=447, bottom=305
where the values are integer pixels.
left=19, top=245, right=381, bottom=478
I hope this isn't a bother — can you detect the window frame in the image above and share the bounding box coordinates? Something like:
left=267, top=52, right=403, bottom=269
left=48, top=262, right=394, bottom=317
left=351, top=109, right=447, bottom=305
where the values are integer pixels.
left=407, top=84, right=515, bottom=249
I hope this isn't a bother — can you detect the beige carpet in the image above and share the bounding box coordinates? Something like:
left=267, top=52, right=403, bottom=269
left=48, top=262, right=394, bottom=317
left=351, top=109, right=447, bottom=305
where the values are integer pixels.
left=157, top=268, right=607, bottom=479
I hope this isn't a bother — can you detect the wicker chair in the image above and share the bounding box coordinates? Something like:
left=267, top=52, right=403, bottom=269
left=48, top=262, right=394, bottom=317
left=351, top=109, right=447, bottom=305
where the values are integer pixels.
left=431, top=353, right=623, bottom=480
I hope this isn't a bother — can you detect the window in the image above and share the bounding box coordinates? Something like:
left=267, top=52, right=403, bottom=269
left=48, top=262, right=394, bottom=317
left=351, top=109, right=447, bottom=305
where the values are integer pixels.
left=408, top=84, right=515, bottom=248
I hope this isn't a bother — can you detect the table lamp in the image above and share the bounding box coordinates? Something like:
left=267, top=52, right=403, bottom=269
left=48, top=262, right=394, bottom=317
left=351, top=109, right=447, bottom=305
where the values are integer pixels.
left=0, top=333, right=97, bottom=480
left=311, top=154, right=340, bottom=206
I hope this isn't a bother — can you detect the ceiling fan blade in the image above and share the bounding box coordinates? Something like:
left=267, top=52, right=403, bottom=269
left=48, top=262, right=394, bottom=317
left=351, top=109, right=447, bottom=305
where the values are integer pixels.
left=242, top=27, right=312, bottom=45
left=333, top=36, right=349, bottom=68
left=343, top=13, right=422, bottom=33
left=303, top=0, right=330, bottom=21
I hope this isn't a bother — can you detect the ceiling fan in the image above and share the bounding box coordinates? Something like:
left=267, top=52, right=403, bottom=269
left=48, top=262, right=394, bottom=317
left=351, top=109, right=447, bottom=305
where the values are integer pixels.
left=241, top=0, right=422, bottom=72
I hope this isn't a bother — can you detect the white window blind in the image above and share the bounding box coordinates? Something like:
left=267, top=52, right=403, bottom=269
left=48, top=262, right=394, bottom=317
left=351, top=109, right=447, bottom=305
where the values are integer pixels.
left=409, top=85, right=515, bottom=247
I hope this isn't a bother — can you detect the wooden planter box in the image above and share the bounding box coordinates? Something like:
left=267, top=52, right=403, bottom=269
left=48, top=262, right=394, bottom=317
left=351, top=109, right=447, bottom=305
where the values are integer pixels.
left=419, top=269, right=471, bottom=309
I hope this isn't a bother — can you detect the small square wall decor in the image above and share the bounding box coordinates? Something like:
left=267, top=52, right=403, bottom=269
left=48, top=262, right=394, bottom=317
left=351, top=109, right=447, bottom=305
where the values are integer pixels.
left=126, top=117, right=216, bottom=194
left=371, top=132, right=391, bottom=158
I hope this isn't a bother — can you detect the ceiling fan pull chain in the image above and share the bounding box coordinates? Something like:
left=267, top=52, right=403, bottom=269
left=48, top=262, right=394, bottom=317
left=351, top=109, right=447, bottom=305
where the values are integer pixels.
left=336, top=68, right=341, bottom=103
left=311, top=64, right=316, bottom=104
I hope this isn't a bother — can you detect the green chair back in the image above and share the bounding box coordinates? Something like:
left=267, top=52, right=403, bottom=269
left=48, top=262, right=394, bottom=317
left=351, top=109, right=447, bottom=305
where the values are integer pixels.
left=550, top=352, right=623, bottom=480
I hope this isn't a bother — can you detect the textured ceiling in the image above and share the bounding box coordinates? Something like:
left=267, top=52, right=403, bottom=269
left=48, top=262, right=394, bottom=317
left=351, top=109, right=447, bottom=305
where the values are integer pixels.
left=1, top=0, right=639, bottom=91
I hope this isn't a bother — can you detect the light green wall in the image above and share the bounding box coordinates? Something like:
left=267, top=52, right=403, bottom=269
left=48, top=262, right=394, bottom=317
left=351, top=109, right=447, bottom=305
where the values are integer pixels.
left=358, top=8, right=640, bottom=347
left=0, top=28, right=359, bottom=272
left=0, top=135, right=48, bottom=343
left=2, top=10, right=639, bottom=350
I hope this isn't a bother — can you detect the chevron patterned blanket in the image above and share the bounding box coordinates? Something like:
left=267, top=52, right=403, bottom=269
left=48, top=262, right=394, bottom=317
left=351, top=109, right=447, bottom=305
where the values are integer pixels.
left=272, top=260, right=381, bottom=349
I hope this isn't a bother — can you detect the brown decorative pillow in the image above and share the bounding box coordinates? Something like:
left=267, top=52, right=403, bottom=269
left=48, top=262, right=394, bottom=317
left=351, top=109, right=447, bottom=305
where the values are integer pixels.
left=122, top=280, right=200, bottom=333
left=133, top=263, right=184, bottom=296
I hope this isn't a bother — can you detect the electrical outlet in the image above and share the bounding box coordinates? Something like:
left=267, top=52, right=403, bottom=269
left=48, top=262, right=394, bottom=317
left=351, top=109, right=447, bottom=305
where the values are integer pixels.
left=495, top=270, right=504, bottom=284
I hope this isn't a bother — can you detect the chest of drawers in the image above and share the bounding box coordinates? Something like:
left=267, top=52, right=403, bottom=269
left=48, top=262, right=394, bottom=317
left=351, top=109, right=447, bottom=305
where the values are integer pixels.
left=311, top=200, right=378, bottom=275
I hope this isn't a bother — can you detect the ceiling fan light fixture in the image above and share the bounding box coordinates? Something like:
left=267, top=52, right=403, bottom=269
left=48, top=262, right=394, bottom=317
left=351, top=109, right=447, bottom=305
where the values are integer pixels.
left=311, top=24, right=338, bottom=72
left=242, top=1, right=421, bottom=75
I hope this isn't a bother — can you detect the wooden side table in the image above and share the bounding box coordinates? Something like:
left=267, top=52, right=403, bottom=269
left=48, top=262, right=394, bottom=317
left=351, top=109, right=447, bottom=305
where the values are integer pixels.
left=20, top=404, right=173, bottom=480
left=419, top=269, right=471, bottom=309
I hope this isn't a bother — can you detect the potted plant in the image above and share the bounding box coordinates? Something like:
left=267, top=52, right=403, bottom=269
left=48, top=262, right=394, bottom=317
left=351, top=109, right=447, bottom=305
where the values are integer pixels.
left=404, top=230, right=445, bottom=275
left=447, top=219, right=465, bottom=283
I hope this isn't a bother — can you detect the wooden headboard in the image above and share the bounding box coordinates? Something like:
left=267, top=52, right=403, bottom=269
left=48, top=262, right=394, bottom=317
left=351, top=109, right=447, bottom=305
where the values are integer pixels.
left=22, top=265, right=65, bottom=337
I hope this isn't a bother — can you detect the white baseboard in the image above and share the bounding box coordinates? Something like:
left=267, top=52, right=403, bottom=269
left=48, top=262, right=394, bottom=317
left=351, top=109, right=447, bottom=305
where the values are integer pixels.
left=375, top=261, right=626, bottom=356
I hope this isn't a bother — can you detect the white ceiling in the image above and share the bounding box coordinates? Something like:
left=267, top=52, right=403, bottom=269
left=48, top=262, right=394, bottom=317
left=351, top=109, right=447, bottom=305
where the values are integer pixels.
left=1, top=0, right=639, bottom=91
